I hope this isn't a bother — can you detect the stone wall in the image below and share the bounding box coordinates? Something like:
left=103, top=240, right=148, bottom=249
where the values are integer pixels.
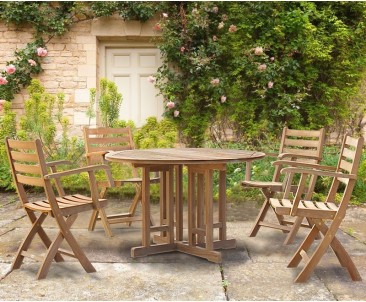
left=0, top=15, right=158, bottom=136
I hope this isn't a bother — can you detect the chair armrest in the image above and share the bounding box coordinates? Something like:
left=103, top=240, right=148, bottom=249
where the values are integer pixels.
left=277, top=153, right=321, bottom=161
left=280, top=167, right=357, bottom=179
left=265, top=152, right=279, bottom=157
left=44, top=164, right=111, bottom=179
left=45, top=160, right=72, bottom=167
left=273, top=160, right=337, bottom=171
left=85, top=151, right=110, bottom=158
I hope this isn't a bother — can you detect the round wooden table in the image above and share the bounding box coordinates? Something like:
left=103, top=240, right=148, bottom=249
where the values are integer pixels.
left=106, top=148, right=265, bottom=263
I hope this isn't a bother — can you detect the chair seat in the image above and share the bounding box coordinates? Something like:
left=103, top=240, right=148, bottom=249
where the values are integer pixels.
left=241, top=180, right=283, bottom=191
left=270, top=198, right=338, bottom=219
left=25, top=194, right=108, bottom=216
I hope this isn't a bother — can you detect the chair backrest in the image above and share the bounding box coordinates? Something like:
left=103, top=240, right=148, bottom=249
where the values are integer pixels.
left=273, top=127, right=325, bottom=182
left=5, top=138, right=54, bottom=205
left=327, top=135, right=364, bottom=210
left=83, top=126, right=134, bottom=165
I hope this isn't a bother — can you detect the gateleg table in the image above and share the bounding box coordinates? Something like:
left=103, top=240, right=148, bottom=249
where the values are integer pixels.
left=105, top=148, right=265, bottom=263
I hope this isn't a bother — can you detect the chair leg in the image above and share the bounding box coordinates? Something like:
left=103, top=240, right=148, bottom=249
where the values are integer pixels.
left=316, top=220, right=361, bottom=281
left=37, top=214, right=79, bottom=279
left=128, top=184, right=143, bottom=226
left=283, top=216, right=304, bottom=245
left=59, top=215, right=96, bottom=273
left=288, top=224, right=319, bottom=268
left=98, top=207, right=114, bottom=237
left=249, top=188, right=273, bottom=237
left=12, top=213, right=49, bottom=270
left=292, top=219, right=349, bottom=283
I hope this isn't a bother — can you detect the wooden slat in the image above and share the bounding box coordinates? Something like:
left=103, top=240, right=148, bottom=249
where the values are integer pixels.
left=340, top=159, right=353, bottom=173
left=88, top=136, right=130, bottom=145
left=17, top=174, right=44, bottom=187
left=345, top=135, right=359, bottom=147
left=88, top=145, right=132, bottom=153
left=7, top=140, right=37, bottom=150
left=284, top=138, right=321, bottom=148
left=86, top=127, right=130, bottom=135
left=24, top=202, right=50, bottom=212
left=302, top=200, right=318, bottom=210
left=13, top=162, right=41, bottom=174
left=314, top=202, right=329, bottom=211
left=286, top=129, right=321, bottom=138
left=282, top=148, right=318, bottom=157
left=11, top=151, right=39, bottom=162
left=326, top=202, right=339, bottom=211
left=342, top=147, right=356, bottom=160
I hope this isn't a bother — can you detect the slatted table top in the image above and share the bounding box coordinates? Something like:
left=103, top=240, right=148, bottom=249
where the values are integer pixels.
left=105, top=148, right=265, bottom=165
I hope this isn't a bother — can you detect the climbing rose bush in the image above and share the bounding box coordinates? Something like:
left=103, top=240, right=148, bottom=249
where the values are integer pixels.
left=153, top=2, right=366, bottom=146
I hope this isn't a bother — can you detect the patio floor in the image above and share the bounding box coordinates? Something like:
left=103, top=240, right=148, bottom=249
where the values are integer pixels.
left=1, top=193, right=366, bottom=301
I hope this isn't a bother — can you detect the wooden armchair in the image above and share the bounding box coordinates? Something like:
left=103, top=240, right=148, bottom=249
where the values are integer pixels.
left=270, top=134, right=364, bottom=282
left=5, top=138, right=110, bottom=279
left=83, top=126, right=159, bottom=237
left=241, top=127, right=325, bottom=244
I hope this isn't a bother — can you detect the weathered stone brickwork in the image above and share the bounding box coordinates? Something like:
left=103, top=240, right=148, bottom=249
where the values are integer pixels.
left=0, top=15, right=157, bottom=136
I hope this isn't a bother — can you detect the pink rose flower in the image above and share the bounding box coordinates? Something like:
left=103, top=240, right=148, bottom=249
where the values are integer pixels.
left=258, top=64, right=267, bottom=71
left=212, top=6, right=219, bottom=13
left=37, top=47, right=48, bottom=57
left=166, top=101, right=175, bottom=109
left=222, top=14, right=228, bottom=21
left=0, top=76, right=8, bottom=85
left=212, top=35, right=218, bottom=42
left=220, top=95, right=227, bottom=103
left=5, top=64, right=16, bottom=74
left=162, top=13, right=168, bottom=18
left=211, top=78, right=220, bottom=85
left=28, top=59, right=37, bottom=66
left=218, top=22, right=224, bottom=29
left=268, top=81, right=274, bottom=89
left=153, top=23, right=161, bottom=31
left=180, top=46, right=185, bottom=53
left=270, top=57, right=275, bottom=62
left=174, top=110, right=180, bottom=117
left=254, top=47, right=264, bottom=56
left=147, top=76, right=156, bottom=84
left=229, top=25, right=237, bottom=33
left=0, top=99, right=6, bottom=111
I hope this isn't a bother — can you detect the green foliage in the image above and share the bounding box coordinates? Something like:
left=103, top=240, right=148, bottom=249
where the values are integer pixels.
left=91, top=78, right=123, bottom=128
left=17, top=79, right=85, bottom=163
left=134, top=117, right=178, bottom=149
left=155, top=2, right=366, bottom=146
left=0, top=101, right=17, bottom=189
left=0, top=38, right=45, bottom=101
left=0, top=2, right=75, bottom=36
left=91, top=1, right=161, bottom=22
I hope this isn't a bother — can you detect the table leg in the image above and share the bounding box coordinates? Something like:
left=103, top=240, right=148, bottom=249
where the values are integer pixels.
left=175, top=165, right=184, bottom=241
left=176, top=164, right=236, bottom=263
left=131, top=165, right=176, bottom=258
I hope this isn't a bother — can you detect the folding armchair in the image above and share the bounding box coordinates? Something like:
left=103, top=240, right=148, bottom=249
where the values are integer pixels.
left=241, top=127, right=325, bottom=244
left=270, top=134, right=363, bottom=282
left=83, top=126, right=159, bottom=237
left=5, top=138, right=111, bottom=279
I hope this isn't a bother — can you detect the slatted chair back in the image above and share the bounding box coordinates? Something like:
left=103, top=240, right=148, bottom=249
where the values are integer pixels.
left=273, top=127, right=325, bottom=182
left=325, top=135, right=363, bottom=210
left=6, top=139, right=54, bottom=204
left=84, top=127, right=134, bottom=165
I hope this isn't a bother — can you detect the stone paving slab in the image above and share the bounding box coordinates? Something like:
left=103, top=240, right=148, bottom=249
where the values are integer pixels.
left=0, top=262, right=224, bottom=301
left=1, top=196, right=366, bottom=301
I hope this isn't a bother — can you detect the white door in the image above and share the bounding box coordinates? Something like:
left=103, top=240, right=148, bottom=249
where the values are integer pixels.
left=105, top=48, right=164, bottom=127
